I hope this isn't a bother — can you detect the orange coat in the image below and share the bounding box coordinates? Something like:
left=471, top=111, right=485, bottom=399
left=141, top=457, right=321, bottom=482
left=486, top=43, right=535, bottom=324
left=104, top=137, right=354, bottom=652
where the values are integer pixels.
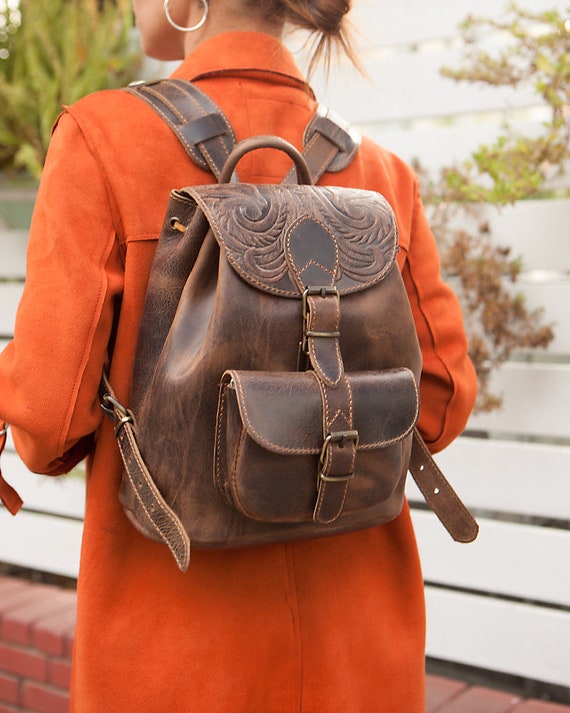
left=0, top=33, right=476, bottom=712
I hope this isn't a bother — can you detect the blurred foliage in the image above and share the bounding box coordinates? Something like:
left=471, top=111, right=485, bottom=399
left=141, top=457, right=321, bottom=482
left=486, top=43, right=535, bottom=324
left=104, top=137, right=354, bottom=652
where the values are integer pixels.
left=441, top=2, right=570, bottom=204
left=419, top=3, right=567, bottom=412
left=0, top=0, right=140, bottom=178
left=418, top=174, right=554, bottom=412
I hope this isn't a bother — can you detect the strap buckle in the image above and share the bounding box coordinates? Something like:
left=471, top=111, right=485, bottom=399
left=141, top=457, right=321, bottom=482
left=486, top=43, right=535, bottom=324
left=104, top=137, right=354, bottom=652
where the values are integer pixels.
left=319, top=430, right=359, bottom=482
left=300, top=286, right=339, bottom=354
left=100, top=391, right=134, bottom=437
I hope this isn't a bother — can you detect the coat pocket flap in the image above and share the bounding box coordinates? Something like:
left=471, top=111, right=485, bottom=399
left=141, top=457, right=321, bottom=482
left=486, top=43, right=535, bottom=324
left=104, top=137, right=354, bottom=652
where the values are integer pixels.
left=221, top=369, right=419, bottom=455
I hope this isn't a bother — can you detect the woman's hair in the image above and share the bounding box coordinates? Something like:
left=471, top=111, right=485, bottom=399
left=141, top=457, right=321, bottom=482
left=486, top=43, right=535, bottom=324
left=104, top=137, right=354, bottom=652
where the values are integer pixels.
left=250, top=0, right=359, bottom=74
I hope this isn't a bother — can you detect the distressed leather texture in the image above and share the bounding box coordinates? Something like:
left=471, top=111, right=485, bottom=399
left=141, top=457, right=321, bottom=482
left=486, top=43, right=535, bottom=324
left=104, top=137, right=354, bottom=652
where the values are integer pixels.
left=216, top=369, right=418, bottom=524
left=101, top=134, right=477, bottom=572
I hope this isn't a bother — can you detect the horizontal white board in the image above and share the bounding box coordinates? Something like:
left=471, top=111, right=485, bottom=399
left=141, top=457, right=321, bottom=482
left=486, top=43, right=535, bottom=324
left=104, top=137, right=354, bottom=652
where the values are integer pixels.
left=514, top=279, right=570, bottom=354
left=350, top=0, right=569, bottom=47
left=425, top=586, right=570, bottom=687
left=1, top=451, right=85, bottom=519
left=364, top=112, right=553, bottom=173
left=413, top=510, right=570, bottom=607
left=408, top=436, right=570, bottom=520
left=488, top=199, right=570, bottom=274
left=0, top=230, right=27, bottom=276
left=311, top=46, right=539, bottom=124
left=467, top=362, right=570, bottom=440
left=0, top=282, right=24, bottom=335
left=0, top=508, right=82, bottom=579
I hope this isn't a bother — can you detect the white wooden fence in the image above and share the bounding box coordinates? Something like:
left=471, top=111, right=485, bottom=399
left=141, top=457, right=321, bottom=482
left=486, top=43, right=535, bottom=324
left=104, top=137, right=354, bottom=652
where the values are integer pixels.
left=1, top=0, right=569, bottom=693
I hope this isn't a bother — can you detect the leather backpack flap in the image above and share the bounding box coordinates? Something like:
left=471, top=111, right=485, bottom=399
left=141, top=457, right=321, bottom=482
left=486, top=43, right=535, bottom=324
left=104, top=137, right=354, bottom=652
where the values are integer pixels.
left=215, top=369, right=419, bottom=525
left=181, top=182, right=399, bottom=298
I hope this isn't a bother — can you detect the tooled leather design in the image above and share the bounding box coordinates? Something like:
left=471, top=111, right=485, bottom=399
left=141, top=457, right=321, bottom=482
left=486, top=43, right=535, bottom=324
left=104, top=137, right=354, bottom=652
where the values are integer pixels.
left=184, top=183, right=397, bottom=297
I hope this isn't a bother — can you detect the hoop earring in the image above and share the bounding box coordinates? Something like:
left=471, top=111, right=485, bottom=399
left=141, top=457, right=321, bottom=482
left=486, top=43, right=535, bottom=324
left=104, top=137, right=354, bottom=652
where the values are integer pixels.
left=163, top=0, right=209, bottom=33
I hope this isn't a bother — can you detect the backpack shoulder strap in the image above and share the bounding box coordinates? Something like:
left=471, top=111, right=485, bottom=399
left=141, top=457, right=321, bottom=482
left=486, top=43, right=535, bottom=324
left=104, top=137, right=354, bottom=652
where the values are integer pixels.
left=126, top=78, right=236, bottom=180
left=282, top=106, right=360, bottom=184
left=126, top=78, right=360, bottom=183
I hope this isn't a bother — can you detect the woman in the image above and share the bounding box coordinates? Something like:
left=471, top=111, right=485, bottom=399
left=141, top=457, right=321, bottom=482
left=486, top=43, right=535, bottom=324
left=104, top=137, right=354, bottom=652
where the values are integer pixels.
left=0, top=0, right=477, bottom=710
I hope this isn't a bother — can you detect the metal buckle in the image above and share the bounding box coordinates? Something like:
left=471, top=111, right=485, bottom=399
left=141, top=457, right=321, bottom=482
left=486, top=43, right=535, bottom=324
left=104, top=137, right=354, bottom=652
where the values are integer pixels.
left=100, top=393, right=134, bottom=437
left=318, top=430, right=359, bottom=482
left=316, top=104, right=362, bottom=147
left=302, top=286, right=339, bottom=321
left=300, top=286, right=340, bottom=355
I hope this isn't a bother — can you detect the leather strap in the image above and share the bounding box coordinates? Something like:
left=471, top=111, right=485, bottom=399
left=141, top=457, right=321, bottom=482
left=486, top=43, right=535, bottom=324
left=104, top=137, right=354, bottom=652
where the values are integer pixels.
left=283, top=109, right=360, bottom=184
left=127, top=80, right=359, bottom=184
left=314, top=375, right=356, bottom=524
left=126, top=79, right=236, bottom=179
left=409, top=429, right=479, bottom=543
left=99, top=374, right=191, bottom=572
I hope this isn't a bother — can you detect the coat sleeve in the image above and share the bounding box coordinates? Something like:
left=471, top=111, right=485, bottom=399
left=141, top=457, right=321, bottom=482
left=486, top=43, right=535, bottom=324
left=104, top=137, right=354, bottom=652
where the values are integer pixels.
left=401, top=180, right=478, bottom=453
left=0, top=109, right=124, bottom=475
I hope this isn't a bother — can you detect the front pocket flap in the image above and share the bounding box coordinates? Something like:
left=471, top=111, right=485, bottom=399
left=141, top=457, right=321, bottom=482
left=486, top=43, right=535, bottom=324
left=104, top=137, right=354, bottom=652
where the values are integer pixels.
left=222, top=369, right=419, bottom=455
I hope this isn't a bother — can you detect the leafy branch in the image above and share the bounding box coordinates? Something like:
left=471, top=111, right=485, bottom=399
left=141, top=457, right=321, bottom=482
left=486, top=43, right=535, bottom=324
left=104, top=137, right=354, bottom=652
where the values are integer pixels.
left=0, top=0, right=140, bottom=178
left=419, top=3, right=567, bottom=411
left=440, top=3, right=570, bottom=204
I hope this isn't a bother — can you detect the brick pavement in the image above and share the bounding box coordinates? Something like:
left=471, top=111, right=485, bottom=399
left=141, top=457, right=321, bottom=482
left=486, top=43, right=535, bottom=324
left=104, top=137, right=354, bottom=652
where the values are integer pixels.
left=1, top=575, right=569, bottom=713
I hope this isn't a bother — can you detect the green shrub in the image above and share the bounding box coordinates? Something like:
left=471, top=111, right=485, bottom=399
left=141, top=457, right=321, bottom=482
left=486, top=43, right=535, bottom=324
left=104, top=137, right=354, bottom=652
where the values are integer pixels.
left=0, top=0, right=140, bottom=177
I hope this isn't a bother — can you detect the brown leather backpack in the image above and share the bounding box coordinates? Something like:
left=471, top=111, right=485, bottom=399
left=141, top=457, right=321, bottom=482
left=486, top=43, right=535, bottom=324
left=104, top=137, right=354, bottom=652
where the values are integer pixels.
left=101, top=80, right=477, bottom=571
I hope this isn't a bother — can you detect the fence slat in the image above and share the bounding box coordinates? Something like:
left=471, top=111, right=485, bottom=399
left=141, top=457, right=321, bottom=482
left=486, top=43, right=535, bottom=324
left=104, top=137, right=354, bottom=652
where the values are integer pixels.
left=351, top=0, right=568, bottom=47
left=412, top=510, right=570, bottom=606
left=0, top=230, right=27, bottom=276
left=467, top=362, right=570, bottom=439
left=425, top=587, right=570, bottom=688
left=311, top=48, right=539, bottom=124
left=0, top=509, right=81, bottom=578
left=0, top=283, right=24, bottom=335
left=408, top=436, right=570, bottom=520
left=364, top=115, right=552, bottom=173
left=2, top=452, right=85, bottom=519
left=515, top=280, right=570, bottom=354
left=489, top=199, right=570, bottom=273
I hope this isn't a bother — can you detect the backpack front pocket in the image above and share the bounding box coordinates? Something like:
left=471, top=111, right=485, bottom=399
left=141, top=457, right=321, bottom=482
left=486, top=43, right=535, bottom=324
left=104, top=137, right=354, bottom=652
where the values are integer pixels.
left=215, top=369, right=419, bottom=524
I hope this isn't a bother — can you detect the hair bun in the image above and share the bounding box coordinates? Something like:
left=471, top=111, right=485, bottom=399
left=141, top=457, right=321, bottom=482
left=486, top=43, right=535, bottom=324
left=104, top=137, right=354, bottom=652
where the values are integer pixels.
left=304, top=0, right=350, bottom=35
left=253, top=0, right=358, bottom=73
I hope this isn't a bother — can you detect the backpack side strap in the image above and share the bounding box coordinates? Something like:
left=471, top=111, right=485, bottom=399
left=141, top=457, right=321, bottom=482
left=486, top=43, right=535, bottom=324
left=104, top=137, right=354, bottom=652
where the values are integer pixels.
left=409, top=430, right=479, bottom=543
left=126, top=79, right=360, bottom=183
left=126, top=78, right=237, bottom=179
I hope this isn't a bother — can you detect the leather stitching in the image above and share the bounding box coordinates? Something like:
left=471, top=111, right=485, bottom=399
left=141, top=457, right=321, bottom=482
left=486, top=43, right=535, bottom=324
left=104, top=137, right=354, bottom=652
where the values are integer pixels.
left=307, top=295, right=343, bottom=387
left=232, top=374, right=316, bottom=455
left=313, top=374, right=352, bottom=523
left=119, top=425, right=190, bottom=569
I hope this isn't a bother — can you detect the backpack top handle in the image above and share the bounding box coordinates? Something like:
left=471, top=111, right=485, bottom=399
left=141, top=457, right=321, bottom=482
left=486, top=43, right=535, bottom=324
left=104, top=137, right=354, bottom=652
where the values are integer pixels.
left=219, top=135, right=313, bottom=185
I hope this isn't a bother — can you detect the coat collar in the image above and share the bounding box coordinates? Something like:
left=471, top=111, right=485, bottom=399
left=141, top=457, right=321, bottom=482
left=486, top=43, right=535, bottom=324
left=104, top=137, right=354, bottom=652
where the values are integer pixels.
left=169, top=32, right=311, bottom=94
